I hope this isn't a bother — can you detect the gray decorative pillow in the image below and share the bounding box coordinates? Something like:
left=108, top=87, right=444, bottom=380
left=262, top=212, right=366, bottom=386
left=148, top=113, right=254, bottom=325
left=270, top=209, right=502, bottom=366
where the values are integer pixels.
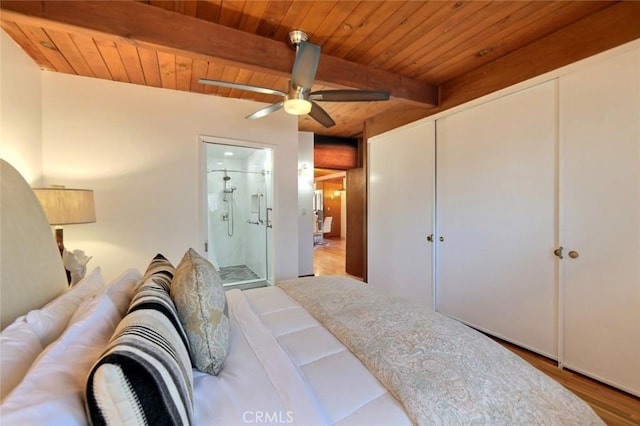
left=171, top=248, right=229, bottom=375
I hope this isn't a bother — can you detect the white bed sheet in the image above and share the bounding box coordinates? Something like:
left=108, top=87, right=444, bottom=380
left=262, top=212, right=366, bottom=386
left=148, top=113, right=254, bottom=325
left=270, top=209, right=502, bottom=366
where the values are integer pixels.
left=193, top=287, right=410, bottom=426
left=193, top=288, right=326, bottom=425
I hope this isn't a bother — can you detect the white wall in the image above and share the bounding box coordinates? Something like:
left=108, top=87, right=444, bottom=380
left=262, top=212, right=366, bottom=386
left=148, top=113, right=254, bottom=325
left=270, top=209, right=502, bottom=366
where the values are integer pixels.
left=39, top=72, right=299, bottom=282
left=297, top=132, right=314, bottom=276
left=0, top=30, right=43, bottom=185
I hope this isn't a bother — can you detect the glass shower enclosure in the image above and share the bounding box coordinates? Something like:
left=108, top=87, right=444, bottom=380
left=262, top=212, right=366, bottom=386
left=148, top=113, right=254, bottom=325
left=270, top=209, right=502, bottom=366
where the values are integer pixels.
left=205, top=141, right=273, bottom=288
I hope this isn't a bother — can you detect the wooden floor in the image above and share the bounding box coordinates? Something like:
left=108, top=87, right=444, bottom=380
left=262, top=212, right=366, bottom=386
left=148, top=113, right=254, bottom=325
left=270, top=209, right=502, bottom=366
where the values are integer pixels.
left=313, top=237, right=350, bottom=277
left=494, top=339, right=640, bottom=425
left=313, top=239, right=640, bottom=425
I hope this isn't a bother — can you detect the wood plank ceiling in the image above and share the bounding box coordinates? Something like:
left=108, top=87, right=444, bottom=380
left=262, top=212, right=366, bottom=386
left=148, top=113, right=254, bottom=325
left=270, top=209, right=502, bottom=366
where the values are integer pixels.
left=1, top=1, right=639, bottom=138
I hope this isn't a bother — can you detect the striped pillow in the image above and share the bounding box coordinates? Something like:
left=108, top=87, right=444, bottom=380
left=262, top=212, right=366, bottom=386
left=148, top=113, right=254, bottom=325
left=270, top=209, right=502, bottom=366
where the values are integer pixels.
left=85, top=254, right=193, bottom=426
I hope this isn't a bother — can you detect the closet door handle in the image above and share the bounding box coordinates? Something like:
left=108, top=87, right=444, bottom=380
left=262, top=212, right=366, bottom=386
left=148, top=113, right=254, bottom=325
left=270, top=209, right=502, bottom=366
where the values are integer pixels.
left=427, top=234, right=433, bottom=242
left=568, top=250, right=579, bottom=259
left=554, top=247, right=564, bottom=259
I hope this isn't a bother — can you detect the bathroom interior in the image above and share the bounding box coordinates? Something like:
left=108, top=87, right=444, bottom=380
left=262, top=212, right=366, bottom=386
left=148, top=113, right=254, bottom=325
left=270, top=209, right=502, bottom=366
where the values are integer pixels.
left=206, top=142, right=273, bottom=288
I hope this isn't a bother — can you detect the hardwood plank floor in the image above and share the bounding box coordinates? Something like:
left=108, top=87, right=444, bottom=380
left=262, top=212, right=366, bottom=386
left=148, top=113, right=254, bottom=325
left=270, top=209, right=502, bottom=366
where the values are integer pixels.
left=494, top=339, right=640, bottom=425
left=313, top=240, right=640, bottom=425
left=313, top=237, right=352, bottom=277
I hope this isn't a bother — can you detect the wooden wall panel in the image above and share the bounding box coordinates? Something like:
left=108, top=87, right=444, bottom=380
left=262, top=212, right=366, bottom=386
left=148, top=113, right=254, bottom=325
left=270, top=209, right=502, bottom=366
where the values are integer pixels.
left=314, top=143, right=356, bottom=170
left=346, top=167, right=365, bottom=280
left=314, top=135, right=358, bottom=169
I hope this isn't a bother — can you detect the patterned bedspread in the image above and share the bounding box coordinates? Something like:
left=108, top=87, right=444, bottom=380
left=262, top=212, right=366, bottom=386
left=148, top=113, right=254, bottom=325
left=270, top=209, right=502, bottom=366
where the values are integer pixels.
left=278, top=276, right=603, bottom=426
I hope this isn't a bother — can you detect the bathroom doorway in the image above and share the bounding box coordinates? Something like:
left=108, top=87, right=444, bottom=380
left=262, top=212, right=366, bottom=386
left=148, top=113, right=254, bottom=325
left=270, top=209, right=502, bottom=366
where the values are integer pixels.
left=204, top=139, right=273, bottom=289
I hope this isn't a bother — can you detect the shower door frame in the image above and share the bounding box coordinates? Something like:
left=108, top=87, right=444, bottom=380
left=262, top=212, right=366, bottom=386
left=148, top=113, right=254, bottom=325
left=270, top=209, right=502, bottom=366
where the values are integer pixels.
left=198, top=135, right=275, bottom=288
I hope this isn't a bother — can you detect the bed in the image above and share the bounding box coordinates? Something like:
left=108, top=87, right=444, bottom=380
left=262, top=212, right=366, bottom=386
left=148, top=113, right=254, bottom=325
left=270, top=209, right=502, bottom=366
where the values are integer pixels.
left=0, top=158, right=603, bottom=425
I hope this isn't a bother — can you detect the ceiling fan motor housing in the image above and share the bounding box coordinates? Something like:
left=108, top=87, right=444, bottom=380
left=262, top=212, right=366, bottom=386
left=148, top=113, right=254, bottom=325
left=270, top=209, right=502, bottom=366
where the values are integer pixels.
left=288, top=30, right=309, bottom=49
left=287, top=83, right=310, bottom=101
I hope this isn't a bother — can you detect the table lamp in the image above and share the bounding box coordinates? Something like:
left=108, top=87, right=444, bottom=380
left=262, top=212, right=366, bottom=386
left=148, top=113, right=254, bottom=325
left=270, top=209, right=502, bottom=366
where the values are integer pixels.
left=33, top=186, right=96, bottom=283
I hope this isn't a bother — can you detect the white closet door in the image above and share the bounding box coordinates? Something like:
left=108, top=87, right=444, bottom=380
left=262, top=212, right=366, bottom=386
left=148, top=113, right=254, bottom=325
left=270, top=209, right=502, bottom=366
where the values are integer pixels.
left=560, top=47, right=640, bottom=395
left=368, top=121, right=435, bottom=307
left=436, top=81, right=558, bottom=357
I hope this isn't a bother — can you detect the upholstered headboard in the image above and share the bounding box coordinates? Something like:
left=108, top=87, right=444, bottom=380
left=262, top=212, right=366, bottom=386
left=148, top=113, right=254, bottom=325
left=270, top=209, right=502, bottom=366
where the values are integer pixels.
left=0, top=159, right=68, bottom=329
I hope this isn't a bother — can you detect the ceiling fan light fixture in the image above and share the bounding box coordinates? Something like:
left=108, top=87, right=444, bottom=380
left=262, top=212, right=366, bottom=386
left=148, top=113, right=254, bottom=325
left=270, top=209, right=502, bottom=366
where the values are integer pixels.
left=284, top=98, right=312, bottom=115
left=284, top=84, right=312, bottom=115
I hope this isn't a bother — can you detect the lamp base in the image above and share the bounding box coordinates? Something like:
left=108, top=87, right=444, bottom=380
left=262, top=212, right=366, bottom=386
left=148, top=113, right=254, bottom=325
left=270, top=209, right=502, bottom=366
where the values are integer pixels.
left=54, top=228, right=71, bottom=285
left=55, top=228, right=64, bottom=255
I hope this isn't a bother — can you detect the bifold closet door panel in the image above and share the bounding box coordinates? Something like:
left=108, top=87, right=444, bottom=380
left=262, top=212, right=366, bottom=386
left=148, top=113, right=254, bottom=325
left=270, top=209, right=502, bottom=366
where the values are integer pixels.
left=436, top=81, right=557, bottom=358
left=560, top=47, right=640, bottom=396
left=368, top=121, right=435, bottom=307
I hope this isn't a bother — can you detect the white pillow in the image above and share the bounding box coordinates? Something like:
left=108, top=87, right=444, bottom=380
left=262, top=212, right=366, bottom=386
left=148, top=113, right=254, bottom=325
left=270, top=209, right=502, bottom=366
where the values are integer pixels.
left=64, top=269, right=141, bottom=327
left=26, top=267, right=105, bottom=347
left=0, top=286, right=123, bottom=424
left=0, top=317, right=43, bottom=400
left=104, top=269, right=142, bottom=316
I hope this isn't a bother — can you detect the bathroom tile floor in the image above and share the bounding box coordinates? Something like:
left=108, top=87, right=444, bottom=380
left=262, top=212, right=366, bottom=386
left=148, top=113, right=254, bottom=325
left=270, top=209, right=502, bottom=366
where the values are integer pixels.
left=219, top=265, right=260, bottom=285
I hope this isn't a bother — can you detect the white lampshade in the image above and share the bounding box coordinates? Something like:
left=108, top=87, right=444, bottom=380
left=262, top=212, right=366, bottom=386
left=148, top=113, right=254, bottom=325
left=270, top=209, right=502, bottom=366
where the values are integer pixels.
left=33, top=188, right=96, bottom=225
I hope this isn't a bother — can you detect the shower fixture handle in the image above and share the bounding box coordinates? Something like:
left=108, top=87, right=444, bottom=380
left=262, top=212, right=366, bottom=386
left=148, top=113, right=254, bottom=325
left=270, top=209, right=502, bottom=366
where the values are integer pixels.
left=266, top=207, right=273, bottom=228
left=258, top=194, right=264, bottom=224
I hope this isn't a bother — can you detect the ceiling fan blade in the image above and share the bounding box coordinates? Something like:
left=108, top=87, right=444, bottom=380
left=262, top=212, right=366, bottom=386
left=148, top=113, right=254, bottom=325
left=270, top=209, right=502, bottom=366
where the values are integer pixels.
left=291, top=41, right=320, bottom=88
left=310, top=89, right=390, bottom=102
left=308, top=102, right=336, bottom=128
left=246, top=101, right=284, bottom=120
left=199, top=78, right=286, bottom=97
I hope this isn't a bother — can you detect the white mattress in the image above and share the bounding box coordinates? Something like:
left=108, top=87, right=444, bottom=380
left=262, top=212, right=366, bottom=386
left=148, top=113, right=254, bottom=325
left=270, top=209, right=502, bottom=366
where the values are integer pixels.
left=193, top=287, right=410, bottom=425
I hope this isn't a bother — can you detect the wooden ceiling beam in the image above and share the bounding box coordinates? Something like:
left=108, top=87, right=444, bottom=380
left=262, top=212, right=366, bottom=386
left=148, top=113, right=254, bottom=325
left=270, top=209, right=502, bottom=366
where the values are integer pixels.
left=0, top=0, right=438, bottom=107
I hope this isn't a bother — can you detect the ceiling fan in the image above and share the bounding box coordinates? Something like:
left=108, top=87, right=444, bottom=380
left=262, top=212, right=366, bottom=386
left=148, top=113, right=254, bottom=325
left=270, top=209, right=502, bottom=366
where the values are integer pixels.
left=199, top=30, right=390, bottom=128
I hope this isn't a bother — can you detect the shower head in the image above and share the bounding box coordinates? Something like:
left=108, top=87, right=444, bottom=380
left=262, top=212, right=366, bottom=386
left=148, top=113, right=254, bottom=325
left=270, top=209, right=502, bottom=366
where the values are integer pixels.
left=223, top=169, right=231, bottom=181
left=223, top=176, right=231, bottom=181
